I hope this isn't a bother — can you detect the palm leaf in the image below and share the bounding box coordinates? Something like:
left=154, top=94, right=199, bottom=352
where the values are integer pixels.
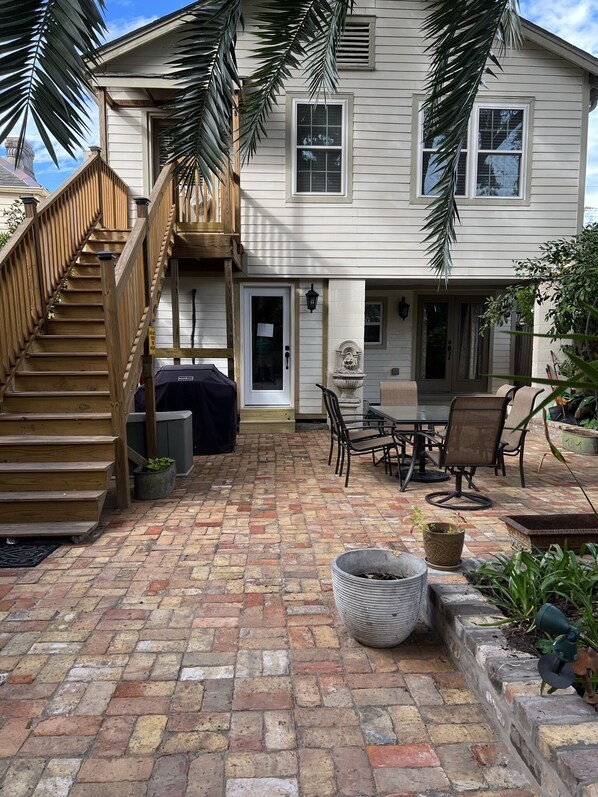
left=422, top=0, right=522, bottom=281
left=240, top=0, right=353, bottom=162
left=0, top=0, right=106, bottom=166
left=167, top=0, right=242, bottom=186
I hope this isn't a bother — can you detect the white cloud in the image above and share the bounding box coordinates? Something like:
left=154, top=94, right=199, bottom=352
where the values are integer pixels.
left=105, top=15, right=158, bottom=42
left=520, top=0, right=598, bottom=55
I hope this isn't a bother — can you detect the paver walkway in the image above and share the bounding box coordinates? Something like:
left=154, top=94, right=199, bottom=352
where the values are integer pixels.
left=0, top=424, right=596, bottom=796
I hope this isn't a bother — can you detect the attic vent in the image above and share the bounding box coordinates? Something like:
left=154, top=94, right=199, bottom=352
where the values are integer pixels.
left=338, top=16, right=375, bottom=70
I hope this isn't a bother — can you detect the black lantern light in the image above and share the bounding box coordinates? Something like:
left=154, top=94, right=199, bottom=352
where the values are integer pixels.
left=305, top=283, right=319, bottom=313
left=398, top=296, right=410, bottom=320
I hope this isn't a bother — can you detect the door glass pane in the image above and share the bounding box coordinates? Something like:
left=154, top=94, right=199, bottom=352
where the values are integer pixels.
left=252, top=296, right=284, bottom=391
left=456, top=302, right=484, bottom=381
left=422, top=302, right=448, bottom=379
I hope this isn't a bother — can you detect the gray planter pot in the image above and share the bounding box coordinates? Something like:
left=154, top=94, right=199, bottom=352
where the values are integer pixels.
left=133, top=462, right=176, bottom=500
left=331, top=548, right=427, bottom=648
left=562, top=427, right=598, bottom=456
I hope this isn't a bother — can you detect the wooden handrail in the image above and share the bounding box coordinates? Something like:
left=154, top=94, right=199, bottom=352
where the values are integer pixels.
left=0, top=150, right=130, bottom=395
left=102, top=162, right=176, bottom=509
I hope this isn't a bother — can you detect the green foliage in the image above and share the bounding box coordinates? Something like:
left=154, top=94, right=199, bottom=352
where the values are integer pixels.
left=0, top=200, right=25, bottom=250
left=482, top=224, right=598, bottom=362
left=474, top=544, right=598, bottom=647
left=144, top=457, right=175, bottom=472
left=405, top=505, right=464, bottom=534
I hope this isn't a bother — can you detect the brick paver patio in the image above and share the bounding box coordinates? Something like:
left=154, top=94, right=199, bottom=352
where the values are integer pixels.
left=0, top=424, right=596, bottom=796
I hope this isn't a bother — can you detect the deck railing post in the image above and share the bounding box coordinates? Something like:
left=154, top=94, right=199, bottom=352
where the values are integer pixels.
left=21, top=195, right=45, bottom=319
left=89, top=147, right=104, bottom=226
left=99, top=250, right=131, bottom=510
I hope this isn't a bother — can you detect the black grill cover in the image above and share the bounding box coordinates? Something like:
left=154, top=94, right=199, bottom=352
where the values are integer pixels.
left=135, top=365, right=237, bottom=455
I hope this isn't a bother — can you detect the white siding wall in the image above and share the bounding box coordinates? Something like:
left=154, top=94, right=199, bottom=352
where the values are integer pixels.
left=489, top=320, right=513, bottom=394
left=298, top=280, right=325, bottom=415
left=154, top=274, right=229, bottom=374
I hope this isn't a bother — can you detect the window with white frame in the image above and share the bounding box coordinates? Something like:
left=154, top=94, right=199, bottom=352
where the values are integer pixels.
left=364, top=300, right=385, bottom=346
left=291, top=98, right=349, bottom=197
left=419, top=103, right=528, bottom=199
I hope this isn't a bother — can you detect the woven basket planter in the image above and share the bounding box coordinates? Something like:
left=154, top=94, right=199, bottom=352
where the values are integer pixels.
left=331, top=548, right=427, bottom=648
left=422, top=523, right=465, bottom=571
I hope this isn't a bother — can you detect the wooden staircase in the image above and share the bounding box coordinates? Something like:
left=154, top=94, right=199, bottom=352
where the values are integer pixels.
left=0, top=230, right=129, bottom=541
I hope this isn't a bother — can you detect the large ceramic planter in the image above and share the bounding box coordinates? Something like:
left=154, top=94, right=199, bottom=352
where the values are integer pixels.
left=500, top=513, right=598, bottom=552
left=561, top=427, right=598, bottom=456
left=331, top=548, right=427, bottom=648
left=133, top=462, right=176, bottom=500
left=422, top=523, right=465, bottom=571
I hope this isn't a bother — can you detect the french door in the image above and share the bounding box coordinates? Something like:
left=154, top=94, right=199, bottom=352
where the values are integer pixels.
left=242, top=286, right=292, bottom=406
left=416, top=296, right=490, bottom=393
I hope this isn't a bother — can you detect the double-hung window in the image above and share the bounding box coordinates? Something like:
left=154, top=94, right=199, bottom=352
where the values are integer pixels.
left=289, top=97, right=351, bottom=200
left=364, top=300, right=386, bottom=346
left=419, top=102, right=528, bottom=200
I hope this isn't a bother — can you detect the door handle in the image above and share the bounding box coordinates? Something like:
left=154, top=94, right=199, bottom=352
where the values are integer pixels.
left=285, top=345, right=290, bottom=370
left=447, top=340, right=452, bottom=361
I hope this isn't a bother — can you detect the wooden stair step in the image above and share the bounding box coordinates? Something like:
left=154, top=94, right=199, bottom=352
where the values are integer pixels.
left=0, top=413, right=112, bottom=436
left=45, top=320, right=105, bottom=335
left=0, top=435, right=116, bottom=462
left=13, top=372, right=109, bottom=392
left=91, top=229, right=129, bottom=241
left=0, top=461, right=113, bottom=491
left=58, top=289, right=103, bottom=304
left=22, top=353, right=108, bottom=372
left=50, top=304, right=104, bottom=320
left=30, top=336, right=106, bottom=353
left=0, top=491, right=107, bottom=522
left=69, top=260, right=101, bottom=273
left=1, top=392, right=111, bottom=412
left=0, top=522, right=98, bottom=540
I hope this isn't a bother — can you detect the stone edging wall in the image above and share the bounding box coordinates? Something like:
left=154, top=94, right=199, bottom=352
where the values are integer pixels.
left=423, top=580, right=598, bottom=797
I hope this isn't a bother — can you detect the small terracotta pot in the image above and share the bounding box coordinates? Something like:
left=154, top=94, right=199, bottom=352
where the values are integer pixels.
left=422, top=524, right=465, bottom=570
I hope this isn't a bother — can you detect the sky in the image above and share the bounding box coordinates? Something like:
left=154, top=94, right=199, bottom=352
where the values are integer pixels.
left=16, top=0, right=598, bottom=217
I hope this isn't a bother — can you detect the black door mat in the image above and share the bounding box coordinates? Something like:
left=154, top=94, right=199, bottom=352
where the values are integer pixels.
left=0, top=538, right=61, bottom=568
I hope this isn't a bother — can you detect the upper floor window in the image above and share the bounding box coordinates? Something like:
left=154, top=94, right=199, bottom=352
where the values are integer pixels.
left=419, top=103, right=528, bottom=200
left=290, top=97, right=351, bottom=200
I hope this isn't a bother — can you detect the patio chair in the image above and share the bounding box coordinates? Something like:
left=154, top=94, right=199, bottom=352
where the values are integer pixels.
left=316, top=383, right=388, bottom=474
left=496, top=384, right=517, bottom=403
left=497, top=386, right=543, bottom=487
left=379, top=380, right=419, bottom=461
left=421, top=395, right=510, bottom=510
left=320, top=385, right=403, bottom=487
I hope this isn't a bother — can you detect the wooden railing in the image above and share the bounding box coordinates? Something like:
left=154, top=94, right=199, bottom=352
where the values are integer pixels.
left=100, top=163, right=177, bottom=509
left=0, top=149, right=129, bottom=394
left=176, top=161, right=240, bottom=235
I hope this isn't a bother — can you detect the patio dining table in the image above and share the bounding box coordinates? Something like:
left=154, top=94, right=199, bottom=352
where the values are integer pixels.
left=370, top=404, right=452, bottom=491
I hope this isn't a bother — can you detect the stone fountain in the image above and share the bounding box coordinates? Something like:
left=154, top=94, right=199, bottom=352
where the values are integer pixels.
left=332, top=340, right=365, bottom=413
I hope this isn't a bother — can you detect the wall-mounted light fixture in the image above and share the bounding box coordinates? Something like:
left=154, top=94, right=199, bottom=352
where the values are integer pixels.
left=398, top=296, right=410, bottom=320
left=305, top=284, right=319, bottom=313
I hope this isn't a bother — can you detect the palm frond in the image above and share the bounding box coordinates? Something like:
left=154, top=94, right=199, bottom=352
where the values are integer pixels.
left=240, top=0, right=353, bottom=162
left=167, top=0, right=242, bottom=186
left=422, top=0, right=522, bottom=281
left=0, top=0, right=106, bottom=165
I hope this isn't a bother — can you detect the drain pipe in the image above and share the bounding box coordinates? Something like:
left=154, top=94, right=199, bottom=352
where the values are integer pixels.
left=191, top=288, right=197, bottom=364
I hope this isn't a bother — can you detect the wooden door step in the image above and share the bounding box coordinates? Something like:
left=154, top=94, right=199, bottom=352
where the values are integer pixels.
left=13, top=371, right=109, bottom=392
left=21, top=353, right=108, bottom=372
left=0, top=521, right=99, bottom=541
left=0, top=461, right=113, bottom=490
left=0, top=434, right=116, bottom=462
left=1, top=391, right=111, bottom=412
left=0, top=413, right=113, bottom=436
left=30, top=335, right=106, bottom=353
left=50, top=303, right=104, bottom=320
left=0, top=490, right=106, bottom=522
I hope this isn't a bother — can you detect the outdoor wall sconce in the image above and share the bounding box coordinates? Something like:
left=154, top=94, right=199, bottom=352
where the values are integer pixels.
left=305, top=284, right=319, bottom=313
left=398, top=296, right=410, bottom=320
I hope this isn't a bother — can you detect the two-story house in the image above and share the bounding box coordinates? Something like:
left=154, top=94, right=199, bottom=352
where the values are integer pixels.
left=89, top=2, right=598, bottom=433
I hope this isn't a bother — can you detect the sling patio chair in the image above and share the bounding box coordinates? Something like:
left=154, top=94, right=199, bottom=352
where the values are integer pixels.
left=496, top=383, right=517, bottom=403
left=318, top=384, right=405, bottom=487
left=497, top=385, right=544, bottom=487
left=316, top=383, right=389, bottom=474
left=378, top=380, right=419, bottom=462
left=419, top=395, right=510, bottom=510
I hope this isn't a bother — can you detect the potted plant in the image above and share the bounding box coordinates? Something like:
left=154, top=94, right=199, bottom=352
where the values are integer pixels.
left=331, top=548, right=427, bottom=648
left=407, top=506, right=465, bottom=571
left=133, top=456, right=176, bottom=500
